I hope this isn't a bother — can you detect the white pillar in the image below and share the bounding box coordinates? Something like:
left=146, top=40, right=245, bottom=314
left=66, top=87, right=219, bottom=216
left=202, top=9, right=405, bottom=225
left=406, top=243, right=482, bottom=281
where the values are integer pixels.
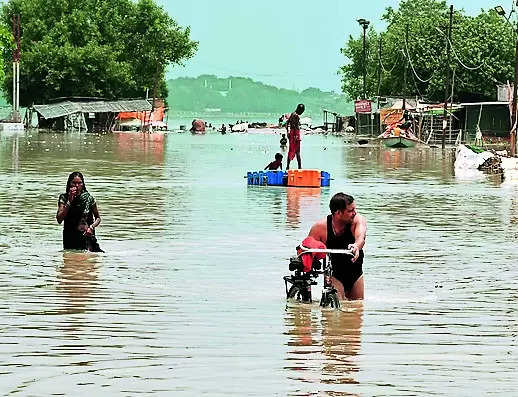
left=12, top=62, right=16, bottom=112
left=16, top=62, right=20, bottom=112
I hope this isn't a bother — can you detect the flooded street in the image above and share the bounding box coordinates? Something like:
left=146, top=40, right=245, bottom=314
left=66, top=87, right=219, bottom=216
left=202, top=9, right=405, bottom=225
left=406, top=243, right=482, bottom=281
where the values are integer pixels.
left=1, top=130, right=517, bottom=395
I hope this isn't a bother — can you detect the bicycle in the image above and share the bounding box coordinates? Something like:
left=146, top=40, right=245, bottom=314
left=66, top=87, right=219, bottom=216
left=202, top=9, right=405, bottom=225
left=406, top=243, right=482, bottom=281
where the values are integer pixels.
left=283, top=247, right=352, bottom=309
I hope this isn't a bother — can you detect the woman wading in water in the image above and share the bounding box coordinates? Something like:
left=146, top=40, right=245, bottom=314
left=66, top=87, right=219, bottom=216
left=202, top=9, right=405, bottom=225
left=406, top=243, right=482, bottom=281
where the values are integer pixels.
left=56, top=172, right=104, bottom=252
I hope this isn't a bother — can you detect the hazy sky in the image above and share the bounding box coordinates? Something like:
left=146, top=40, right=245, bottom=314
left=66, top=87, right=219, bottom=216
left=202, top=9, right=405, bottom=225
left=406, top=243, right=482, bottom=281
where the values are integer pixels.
left=160, top=0, right=507, bottom=92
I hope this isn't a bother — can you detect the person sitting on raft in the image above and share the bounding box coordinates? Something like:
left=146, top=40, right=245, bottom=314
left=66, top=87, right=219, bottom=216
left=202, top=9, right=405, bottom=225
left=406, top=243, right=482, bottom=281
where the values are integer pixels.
left=280, top=133, right=288, bottom=147
left=264, top=153, right=283, bottom=170
left=56, top=171, right=104, bottom=252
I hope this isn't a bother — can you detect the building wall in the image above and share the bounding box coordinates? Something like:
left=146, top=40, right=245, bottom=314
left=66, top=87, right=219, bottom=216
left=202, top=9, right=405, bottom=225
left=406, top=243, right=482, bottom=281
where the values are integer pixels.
left=464, top=105, right=510, bottom=142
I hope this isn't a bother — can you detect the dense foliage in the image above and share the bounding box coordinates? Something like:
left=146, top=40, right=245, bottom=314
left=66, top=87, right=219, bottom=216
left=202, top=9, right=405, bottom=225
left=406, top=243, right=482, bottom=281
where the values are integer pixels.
left=0, top=0, right=197, bottom=105
left=339, top=0, right=515, bottom=102
left=0, top=23, right=12, bottom=87
left=167, top=75, right=353, bottom=117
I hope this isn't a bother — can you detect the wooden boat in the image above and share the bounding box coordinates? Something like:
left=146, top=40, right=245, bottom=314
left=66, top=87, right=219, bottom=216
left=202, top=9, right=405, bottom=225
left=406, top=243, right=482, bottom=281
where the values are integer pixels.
left=378, top=124, right=421, bottom=148
left=380, top=135, right=419, bottom=148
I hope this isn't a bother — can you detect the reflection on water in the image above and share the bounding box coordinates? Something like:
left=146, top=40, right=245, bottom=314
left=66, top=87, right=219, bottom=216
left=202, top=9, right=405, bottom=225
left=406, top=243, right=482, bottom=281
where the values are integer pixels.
left=510, top=193, right=518, bottom=226
left=1, top=130, right=517, bottom=395
left=284, top=302, right=363, bottom=395
left=57, top=251, right=100, bottom=317
left=12, top=134, right=19, bottom=171
left=114, top=131, right=165, bottom=164
left=286, top=187, right=321, bottom=229
left=321, top=305, right=363, bottom=386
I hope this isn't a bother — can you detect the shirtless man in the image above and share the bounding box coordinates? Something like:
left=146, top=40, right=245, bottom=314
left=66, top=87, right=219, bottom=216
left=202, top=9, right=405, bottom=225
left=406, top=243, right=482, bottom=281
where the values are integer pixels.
left=286, top=104, right=304, bottom=169
left=307, top=193, right=367, bottom=300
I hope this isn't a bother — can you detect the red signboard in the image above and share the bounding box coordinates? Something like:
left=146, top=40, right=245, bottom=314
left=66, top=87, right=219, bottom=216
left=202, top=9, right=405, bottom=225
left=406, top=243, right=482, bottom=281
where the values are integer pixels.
left=354, top=100, right=372, bottom=114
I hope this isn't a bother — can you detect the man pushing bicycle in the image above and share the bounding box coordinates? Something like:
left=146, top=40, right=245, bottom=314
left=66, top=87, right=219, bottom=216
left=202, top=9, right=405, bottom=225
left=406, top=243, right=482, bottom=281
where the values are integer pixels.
left=307, top=193, right=367, bottom=300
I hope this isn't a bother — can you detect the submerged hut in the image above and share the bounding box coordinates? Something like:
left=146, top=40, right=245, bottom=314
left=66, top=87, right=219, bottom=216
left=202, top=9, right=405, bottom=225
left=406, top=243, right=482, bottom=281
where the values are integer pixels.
left=26, top=98, right=152, bottom=132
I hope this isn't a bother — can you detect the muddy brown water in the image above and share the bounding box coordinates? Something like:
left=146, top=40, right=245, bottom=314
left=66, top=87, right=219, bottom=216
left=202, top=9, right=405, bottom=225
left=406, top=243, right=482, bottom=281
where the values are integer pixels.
left=0, top=130, right=517, bottom=395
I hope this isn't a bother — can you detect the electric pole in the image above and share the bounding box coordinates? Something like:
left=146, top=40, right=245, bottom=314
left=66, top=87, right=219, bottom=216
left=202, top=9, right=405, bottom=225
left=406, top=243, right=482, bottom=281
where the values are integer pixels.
left=511, top=35, right=518, bottom=156
left=11, top=15, right=21, bottom=123
left=357, top=18, right=370, bottom=99
left=442, top=5, right=453, bottom=150
left=377, top=38, right=382, bottom=97
left=403, top=24, right=409, bottom=111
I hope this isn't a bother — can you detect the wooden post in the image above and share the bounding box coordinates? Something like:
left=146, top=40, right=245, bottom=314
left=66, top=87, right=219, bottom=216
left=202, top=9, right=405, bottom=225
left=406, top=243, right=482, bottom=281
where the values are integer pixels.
left=464, top=107, right=469, bottom=142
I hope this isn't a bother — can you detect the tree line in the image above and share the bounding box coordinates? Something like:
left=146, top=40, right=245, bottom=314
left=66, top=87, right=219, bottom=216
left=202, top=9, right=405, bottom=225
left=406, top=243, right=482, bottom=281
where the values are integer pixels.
left=167, top=75, right=352, bottom=116
left=0, top=0, right=198, bottom=106
left=339, top=0, right=515, bottom=102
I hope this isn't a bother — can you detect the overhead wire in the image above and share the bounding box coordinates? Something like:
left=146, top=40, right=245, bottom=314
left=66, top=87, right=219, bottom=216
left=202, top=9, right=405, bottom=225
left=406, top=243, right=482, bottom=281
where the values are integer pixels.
left=403, top=37, right=434, bottom=83
left=365, top=10, right=512, bottom=99
left=436, top=20, right=513, bottom=94
left=379, top=40, right=401, bottom=74
left=377, top=39, right=397, bottom=96
left=409, top=63, right=425, bottom=98
left=434, top=27, right=484, bottom=71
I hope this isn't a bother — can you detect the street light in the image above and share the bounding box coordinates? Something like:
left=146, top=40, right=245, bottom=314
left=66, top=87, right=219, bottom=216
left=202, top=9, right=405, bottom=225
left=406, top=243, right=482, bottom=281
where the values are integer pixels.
left=494, top=6, right=506, bottom=17
left=495, top=5, right=517, bottom=156
left=357, top=18, right=370, bottom=99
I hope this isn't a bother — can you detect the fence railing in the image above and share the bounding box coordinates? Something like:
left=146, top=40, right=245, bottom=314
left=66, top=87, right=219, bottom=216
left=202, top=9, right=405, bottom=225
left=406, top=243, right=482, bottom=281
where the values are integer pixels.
left=424, top=129, right=463, bottom=145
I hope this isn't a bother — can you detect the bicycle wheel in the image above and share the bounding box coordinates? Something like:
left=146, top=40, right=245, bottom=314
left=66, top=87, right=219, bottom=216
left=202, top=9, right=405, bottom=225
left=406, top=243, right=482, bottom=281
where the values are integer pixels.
left=287, top=285, right=302, bottom=301
left=328, top=291, right=340, bottom=309
left=288, top=285, right=311, bottom=302
left=320, top=290, right=340, bottom=309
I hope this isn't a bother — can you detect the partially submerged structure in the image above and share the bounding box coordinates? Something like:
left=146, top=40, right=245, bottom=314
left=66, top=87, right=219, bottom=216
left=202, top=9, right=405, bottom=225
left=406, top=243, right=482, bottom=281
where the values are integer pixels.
left=354, top=95, right=511, bottom=147
left=114, top=98, right=168, bottom=131
left=26, top=98, right=153, bottom=132
left=459, top=102, right=510, bottom=144
left=0, top=14, right=24, bottom=132
left=322, top=109, right=355, bottom=133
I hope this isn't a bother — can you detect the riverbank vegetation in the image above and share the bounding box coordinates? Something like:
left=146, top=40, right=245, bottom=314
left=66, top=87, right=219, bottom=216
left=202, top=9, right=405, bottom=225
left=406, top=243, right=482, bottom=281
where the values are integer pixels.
left=0, top=0, right=198, bottom=106
left=340, top=0, right=515, bottom=102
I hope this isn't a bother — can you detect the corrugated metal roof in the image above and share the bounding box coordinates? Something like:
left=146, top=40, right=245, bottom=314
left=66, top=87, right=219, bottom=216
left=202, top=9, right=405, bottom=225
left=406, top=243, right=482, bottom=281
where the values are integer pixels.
left=32, top=99, right=152, bottom=119
left=33, top=101, right=81, bottom=119
left=460, top=102, right=508, bottom=106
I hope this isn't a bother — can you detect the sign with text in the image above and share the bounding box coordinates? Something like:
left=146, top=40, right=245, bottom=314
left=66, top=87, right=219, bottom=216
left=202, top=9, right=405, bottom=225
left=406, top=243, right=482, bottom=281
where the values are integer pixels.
left=354, top=100, right=372, bottom=114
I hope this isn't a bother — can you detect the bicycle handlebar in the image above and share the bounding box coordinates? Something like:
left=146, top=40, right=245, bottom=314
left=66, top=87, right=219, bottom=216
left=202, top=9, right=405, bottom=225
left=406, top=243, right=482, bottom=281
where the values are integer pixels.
left=297, top=247, right=353, bottom=257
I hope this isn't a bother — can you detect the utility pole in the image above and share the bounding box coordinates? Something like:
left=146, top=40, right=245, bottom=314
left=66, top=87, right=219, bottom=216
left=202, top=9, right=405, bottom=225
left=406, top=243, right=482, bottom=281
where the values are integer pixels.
left=363, top=26, right=367, bottom=99
left=377, top=38, right=382, bottom=97
left=144, top=60, right=160, bottom=133
left=442, top=5, right=453, bottom=150
left=377, top=38, right=383, bottom=135
left=403, top=24, right=409, bottom=111
left=494, top=5, right=517, bottom=156
left=357, top=18, right=370, bottom=99
left=11, top=15, right=21, bottom=123
left=511, top=35, right=518, bottom=156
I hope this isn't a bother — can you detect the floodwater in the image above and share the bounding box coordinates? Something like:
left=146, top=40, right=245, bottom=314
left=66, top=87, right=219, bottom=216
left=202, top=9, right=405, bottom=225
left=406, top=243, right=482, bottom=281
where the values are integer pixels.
left=0, top=129, right=517, bottom=396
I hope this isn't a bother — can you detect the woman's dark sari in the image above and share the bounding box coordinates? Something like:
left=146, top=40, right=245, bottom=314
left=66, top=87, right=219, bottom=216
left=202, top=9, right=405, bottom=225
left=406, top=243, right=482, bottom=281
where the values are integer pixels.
left=58, top=191, right=104, bottom=252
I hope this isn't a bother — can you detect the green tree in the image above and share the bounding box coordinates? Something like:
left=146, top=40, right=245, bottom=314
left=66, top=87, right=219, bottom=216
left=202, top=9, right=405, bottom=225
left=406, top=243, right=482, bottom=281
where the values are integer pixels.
left=339, top=28, right=379, bottom=101
left=450, top=10, right=514, bottom=101
left=339, top=0, right=514, bottom=102
left=0, top=23, right=12, bottom=87
left=0, top=0, right=197, bottom=105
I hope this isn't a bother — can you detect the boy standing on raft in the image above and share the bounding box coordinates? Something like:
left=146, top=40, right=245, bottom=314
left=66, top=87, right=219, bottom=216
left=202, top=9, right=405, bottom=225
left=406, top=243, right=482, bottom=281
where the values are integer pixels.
left=286, top=104, right=304, bottom=170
